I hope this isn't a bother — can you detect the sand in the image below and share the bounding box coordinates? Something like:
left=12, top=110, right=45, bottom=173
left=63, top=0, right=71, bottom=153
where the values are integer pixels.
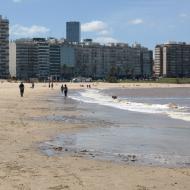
left=0, top=81, right=190, bottom=190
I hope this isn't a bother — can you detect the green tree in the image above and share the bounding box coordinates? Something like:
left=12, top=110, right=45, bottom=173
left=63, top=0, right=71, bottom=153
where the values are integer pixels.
left=106, top=66, right=118, bottom=83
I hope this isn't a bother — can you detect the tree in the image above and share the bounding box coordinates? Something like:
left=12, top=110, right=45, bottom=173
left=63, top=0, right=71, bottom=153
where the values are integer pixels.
left=61, top=64, right=75, bottom=80
left=106, top=66, right=118, bottom=82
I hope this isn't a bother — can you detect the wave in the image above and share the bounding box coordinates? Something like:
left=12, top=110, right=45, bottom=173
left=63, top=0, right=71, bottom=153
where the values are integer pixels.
left=70, top=89, right=190, bottom=122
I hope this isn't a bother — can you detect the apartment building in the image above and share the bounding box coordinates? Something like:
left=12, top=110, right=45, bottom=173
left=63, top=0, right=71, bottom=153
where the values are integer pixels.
left=49, top=43, right=61, bottom=80
left=13, top=37, right=153, bottom=80
left=16, top=39, right=37, bottom=80
left=0, top=15, right=9, bottom=78
left=35, top=38, right=50, bottom=80
left=154, top=45, right=163, bottom=76
left=75, top=42, right=153, bottom=79
left=155, top=42, right=190, bottom=77
left=9, top=42, right=16, bottom=77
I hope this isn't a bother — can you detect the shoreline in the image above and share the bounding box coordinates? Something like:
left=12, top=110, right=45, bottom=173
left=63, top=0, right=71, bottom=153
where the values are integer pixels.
left=0, top=82, right=190, bottom=189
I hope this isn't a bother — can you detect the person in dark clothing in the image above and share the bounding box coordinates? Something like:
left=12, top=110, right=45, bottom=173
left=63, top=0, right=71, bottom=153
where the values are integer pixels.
left=64, top=84, right=68, bottom=97
left=31, top=82, right=34, bottom=88
left=51, top=82, right=54, bottom=89
left=19, top=82, right=24, bottom=97
left=61, top=84, right=64, bottom=94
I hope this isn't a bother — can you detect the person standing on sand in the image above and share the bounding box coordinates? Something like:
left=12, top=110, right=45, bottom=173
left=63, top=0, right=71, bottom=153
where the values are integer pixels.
left=19, top=82, right=24, bottom=97
left=64, top=84, right=68, bottom=97
left=61, top=84, right=64, bottom=94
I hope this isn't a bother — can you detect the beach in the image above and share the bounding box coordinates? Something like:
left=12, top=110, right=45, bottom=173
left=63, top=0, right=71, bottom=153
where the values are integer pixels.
left=0, top=81, right=190, bottom=190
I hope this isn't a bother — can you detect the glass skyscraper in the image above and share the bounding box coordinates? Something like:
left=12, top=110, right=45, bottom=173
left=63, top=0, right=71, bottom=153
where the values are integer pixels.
left=66, top=21, right=80, bottom=43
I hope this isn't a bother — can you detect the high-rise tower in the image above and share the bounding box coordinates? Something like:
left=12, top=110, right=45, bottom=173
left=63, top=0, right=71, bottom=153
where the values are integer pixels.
left=66, top=21, right=80, bottom=43
left=0, top=15, right=9, bottom=78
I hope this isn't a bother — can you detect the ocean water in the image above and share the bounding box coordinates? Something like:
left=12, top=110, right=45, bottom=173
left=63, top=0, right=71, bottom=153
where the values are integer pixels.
left=70, top=88, right=190, bottom=122
left=41, top=87, right=190, bottom=167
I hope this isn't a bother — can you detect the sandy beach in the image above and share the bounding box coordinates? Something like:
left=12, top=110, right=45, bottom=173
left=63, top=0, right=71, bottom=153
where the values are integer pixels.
left=0, top=81, right=190, bottom=190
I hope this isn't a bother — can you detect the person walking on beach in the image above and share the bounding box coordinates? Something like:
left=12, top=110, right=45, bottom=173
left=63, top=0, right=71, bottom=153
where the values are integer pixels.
left=64, top=84, right=68, bottom=97
left=31, top=82, right=34, bottom=88
left=61, top=84, right=64, bottom=94
left=51, top=82, right=54, bottom=89
left=19, top=82, right=24, bottom=97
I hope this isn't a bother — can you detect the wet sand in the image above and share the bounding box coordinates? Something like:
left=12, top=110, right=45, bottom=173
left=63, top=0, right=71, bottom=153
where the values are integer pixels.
left=0, top=81, right=190, bottom=190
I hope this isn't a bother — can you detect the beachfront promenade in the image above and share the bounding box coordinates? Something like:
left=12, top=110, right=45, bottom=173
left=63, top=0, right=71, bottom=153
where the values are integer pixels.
left=0, top=82, right=190, bottom=190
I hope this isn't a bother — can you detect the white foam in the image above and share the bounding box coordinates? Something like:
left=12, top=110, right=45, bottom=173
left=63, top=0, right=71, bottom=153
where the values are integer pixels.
left=70, top=89, right=190, bottom=122
left=167, top=112, right=190, bottom=122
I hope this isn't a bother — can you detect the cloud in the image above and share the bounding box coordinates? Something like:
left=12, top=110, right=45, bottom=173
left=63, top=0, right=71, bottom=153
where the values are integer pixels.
left=12, top=0, right=23, bottom=3
left=179, top=13, right=188, bottom=18
left=81, top=21, right=108, bottom=32
left=10, top=24, right=50, bottom=37
left=94, top=36, right=118, bottom=44
left=82, top=20, right=118, bottom=44
left=98, top=30, right=110, bottom=36
left=128, top=19, right=144, bottom=25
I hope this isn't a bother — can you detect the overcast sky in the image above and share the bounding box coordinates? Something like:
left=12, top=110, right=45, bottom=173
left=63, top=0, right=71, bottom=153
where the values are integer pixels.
left=0, top=0, right=190, bottom=49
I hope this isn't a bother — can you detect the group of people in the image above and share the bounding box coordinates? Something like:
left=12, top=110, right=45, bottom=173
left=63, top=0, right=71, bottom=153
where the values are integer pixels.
left=49, top=82, right=54, bottom=89
left=19, top=82, right=68, bottom=98
left=61, top=84, right=68, bottom=97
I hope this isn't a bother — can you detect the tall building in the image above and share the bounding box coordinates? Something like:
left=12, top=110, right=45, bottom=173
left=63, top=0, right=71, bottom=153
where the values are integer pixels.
left=75, top=42, right=153, bottom=79
left=16, top=39, right=38, bottom=80
left=49, top=41, right=61, bottom=80
left=0, top=15, right=9, bottom=78
left=60, top=44, right=75, bottom=79
left=9, top=42, right=16, bottom=78
left=154, top=42, right=190, bottom=77
left=16, top=38, right=49, bottom=80
left=60, top=45, right=75, bottom=67
left=15, top=38, right=61, bottom=80
left=34, top=38, right=50, bottom=80
left=140, top=48, right=153, bottom=77
left=66, top=21, right=80, bottom=43
left=13, top=37, right=152, bottom=80
left=154, top=45, right=163, bottom=76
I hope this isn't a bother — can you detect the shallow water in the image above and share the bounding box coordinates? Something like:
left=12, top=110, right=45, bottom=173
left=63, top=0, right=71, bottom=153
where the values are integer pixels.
left=41, top=125, right=190, bottom=167
left=40, top=87, right=190, bottom=167
left=70, top=88, right=190, bottom=122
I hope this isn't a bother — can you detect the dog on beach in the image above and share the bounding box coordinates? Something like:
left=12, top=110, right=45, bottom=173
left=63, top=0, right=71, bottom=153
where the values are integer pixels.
left=112, top=96, right=117, bottom=99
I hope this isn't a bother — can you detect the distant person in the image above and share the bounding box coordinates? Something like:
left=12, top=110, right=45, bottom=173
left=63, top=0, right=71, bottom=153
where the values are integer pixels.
left=51, top=82, right=54, bottom=89
left=61, top=84, right=64, bottom=94
left=19, top=82, right=24, bottom=97
left=64, top=84, right=68, bottom=97
left=31, top=82, right=34, bottom=88
left=49, top=82, right=51, bottom=88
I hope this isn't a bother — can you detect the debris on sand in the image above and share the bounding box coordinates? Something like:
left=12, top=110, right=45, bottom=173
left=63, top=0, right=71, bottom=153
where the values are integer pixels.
left=53, top=146, right=63, bottom=151
left=80, top=149, right=88, bottom=153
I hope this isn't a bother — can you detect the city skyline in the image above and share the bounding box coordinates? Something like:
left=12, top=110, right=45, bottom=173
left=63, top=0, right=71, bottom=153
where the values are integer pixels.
left=0, top=0, right=190, bottom=49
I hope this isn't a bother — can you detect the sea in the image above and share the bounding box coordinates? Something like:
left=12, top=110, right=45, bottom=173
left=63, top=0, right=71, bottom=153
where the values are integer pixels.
left=40, top=87, right=190, bottom=167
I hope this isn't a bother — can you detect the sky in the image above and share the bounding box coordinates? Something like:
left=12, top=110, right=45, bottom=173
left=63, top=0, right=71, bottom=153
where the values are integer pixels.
left=0, top=0, right=190, bottom=49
